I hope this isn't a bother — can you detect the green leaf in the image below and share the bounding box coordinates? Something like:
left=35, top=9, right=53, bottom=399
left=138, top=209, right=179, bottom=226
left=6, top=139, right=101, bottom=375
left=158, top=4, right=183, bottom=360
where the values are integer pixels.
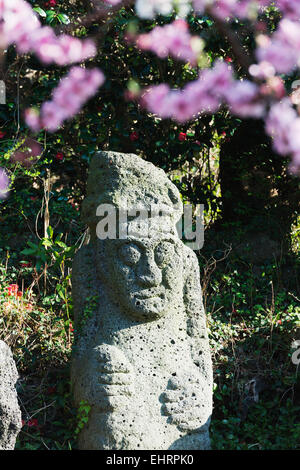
left=55, top=241, right=67, bottom=249
left=57, top=13, right=70, bottom=25
left=42, top=239, right=53, bottom=248
left=57, top=288, right=65, bottom=300
left=47, top=226, right=54, bottom=239
left=46, top=10, right=56, bottom=24
left=33, top=7, right=47, bottom=17
left=21, top=248, right=37, bottom=256
left=27, top=241, right=38, bottom=249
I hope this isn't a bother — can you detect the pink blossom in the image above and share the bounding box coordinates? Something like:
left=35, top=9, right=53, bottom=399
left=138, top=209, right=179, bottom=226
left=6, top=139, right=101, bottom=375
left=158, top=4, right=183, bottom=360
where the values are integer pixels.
left=26, top=67, right=105, bottom=132
left=0, top=168, right=9, bottom=199
left=103, top=0, right=122, bottom=4
left=277, top=0, right=300, bottom=21
left=40, top=101, right=66, bottom=132
left=257, top=39, right=298, bottom=75
left=265, top=99, right=297, bottom=155
left=0, top=0, right=97, bottom=65
left=260, top=77, right=285, bottom=100
left=212, top=0, right=237, bottom=19
left=203, top=60, right=234, bottom=97
left=137, top=20, right=203, bottom=65
left=24, top=109, right=41, bottom=132
left=286, top=118, right=300, bottom=154
left=226, top=81, right=265, bottom=118
left=249, top=61, right=275, bottom=80
left=265, top=99, right=300, bottom=173
left=257, top=19, right=300, bottom=75
left=141, top=84, right=171, bottom=117
left=1, top=0, right=40, bottom=48
left=193, top=0, right=273, bottom=20
left=169, top=90, right=203, bottom=122
left=141, top=59, right=268, bottom=123
left=289, top=152, right=300, bottom=174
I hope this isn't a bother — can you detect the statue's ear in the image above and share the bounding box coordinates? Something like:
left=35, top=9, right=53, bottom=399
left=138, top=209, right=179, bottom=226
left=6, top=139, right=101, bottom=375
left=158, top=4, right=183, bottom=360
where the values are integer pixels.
left=182, top=246, right=212, bottom=385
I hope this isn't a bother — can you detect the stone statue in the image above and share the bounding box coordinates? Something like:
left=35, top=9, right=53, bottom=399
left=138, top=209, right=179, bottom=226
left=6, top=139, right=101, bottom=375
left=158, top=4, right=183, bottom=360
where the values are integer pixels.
left=71, top=151, right=213, bottom=450
left=0, top=340, right=22, bottom=449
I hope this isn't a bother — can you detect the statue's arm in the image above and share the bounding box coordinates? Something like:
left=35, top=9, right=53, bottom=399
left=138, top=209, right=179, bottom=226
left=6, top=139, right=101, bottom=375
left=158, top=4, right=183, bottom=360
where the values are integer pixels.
left=161, top=247, right=213, bottom=432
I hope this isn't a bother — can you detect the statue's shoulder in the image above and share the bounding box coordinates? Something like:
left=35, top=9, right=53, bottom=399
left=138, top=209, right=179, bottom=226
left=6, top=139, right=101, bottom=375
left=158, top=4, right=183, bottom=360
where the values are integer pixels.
left=73, top=242, right=93, bottom=270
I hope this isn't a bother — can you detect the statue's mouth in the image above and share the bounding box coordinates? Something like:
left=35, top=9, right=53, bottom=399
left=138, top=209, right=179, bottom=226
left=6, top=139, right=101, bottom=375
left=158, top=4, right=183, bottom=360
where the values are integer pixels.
left=134, top=289, right=164, bottom=300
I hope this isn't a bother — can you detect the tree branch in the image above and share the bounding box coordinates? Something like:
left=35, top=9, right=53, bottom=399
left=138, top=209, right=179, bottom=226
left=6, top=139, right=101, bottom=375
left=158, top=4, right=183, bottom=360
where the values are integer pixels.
left=209, top=11, right=253, bottom=79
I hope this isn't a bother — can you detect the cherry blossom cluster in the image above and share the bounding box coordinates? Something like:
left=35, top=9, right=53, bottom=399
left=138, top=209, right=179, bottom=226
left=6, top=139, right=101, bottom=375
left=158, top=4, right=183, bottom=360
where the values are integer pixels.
left=256, top=19, right=300, bottom=75
left=142, top=61, right=264, bottom=122
left=133, top=0, right=300, bottom=22
left=132, top=0, right=300, bottom=173
left=136, top=19, right=203, bottom=65
left=132, top=0, right=273, bottom=20
left=0, top=0, right=96, bottom=65
left=192, top=0, right=272, bottom=19
left=1, top=0, right=300, bottom=177
left=142, top=56, right=300, bottom=173
left=25, top=67, right=105, bottom=132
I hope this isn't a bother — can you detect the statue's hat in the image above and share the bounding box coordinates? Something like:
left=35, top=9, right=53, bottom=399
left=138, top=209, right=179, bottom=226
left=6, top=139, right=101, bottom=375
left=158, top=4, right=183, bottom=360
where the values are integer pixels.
left=82, top=151, right=183, bottom=239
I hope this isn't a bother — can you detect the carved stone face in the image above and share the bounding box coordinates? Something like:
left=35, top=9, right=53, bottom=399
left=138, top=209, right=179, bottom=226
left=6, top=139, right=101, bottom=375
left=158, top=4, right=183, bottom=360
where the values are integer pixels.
left=105, top=236, right=184, bottom=321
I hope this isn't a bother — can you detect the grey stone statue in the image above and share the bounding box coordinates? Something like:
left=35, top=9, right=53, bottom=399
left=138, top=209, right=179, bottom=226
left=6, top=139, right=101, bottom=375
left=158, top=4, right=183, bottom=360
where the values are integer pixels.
left=71, top=151, right=213, bottom=450
left=0, top=340, right=22, bottom=449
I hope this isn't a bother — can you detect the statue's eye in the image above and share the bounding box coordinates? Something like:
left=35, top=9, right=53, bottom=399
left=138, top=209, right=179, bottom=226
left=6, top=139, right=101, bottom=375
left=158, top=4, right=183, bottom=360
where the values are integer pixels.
left=155, top=242, right=175, bottom=268
left=119, top=243, right=141, bottom=266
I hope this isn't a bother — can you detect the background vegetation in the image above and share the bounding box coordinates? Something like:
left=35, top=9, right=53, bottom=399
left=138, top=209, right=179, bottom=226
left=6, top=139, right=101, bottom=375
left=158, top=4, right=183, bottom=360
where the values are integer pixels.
left=0, top=1, right=299, bottom=450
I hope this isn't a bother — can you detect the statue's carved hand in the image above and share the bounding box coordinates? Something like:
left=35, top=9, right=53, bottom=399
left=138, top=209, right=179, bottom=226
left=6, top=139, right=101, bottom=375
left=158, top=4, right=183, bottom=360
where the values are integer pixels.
left=161, top=372, right=211, bottom=432
left=91, top=344, right=134, bottom=410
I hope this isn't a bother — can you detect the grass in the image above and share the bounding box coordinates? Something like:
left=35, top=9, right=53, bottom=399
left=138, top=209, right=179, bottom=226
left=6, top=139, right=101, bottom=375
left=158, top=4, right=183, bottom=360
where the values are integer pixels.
left=201, top=248, right=300, bottom=450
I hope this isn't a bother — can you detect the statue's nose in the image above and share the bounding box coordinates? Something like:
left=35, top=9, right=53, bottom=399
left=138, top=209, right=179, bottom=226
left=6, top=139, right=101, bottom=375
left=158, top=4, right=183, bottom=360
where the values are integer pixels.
left=137, top=255, right=162, bottom=287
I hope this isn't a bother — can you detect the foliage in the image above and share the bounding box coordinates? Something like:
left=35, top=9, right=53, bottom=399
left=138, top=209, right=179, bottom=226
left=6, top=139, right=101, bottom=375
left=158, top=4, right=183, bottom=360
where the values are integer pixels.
left=74, top=401, right=91, bottom=437
left=200, top=244, right=300, bottom=450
